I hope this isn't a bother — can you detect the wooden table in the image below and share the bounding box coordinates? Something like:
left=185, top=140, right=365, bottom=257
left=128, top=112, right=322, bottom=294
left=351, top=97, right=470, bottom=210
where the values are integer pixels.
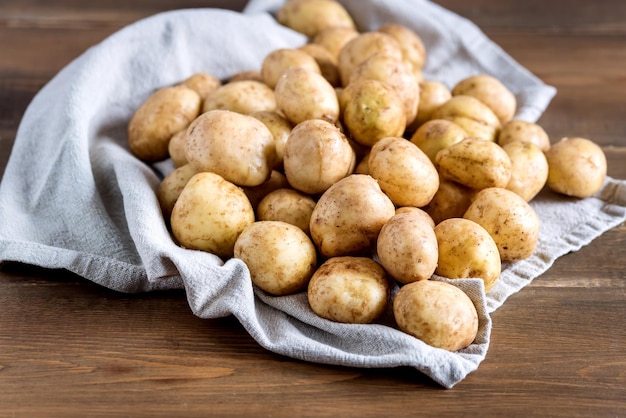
left=1, top=1, right=624, bottom=416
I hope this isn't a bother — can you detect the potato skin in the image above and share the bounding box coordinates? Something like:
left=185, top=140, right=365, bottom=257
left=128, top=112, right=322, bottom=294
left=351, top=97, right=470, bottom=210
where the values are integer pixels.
left=312, top=27, right=359, bottom=60
left=168, top=129, right=188, bottom=168
left=337, top=32, right=403, bottom=86
left=250, top=111, right=293, bottom=169
left=156, top=163, right=198, bottom=220
left=410, top=119, right=467, bottom=163
left=377, top=23, right=427, bottom=72
left=432, top=95, right=501, bottom=142
left=502, top=141, right=549, bottom=202
left=257, top=188, right=317, bottom=235
left=277, top=0, right=356, bottom=39
left=180, top=72, right=222, bottom=100
left=261, top=48, right=321, bottom=89
left=424, top=179, right=475, bottom=225
left=498, top=119, right=551, bottom=152
left=452, top=74, right=517, bottom=125
left=409, top=80, right=452, bottom=131
left=202, top=80, right=277, bottom=115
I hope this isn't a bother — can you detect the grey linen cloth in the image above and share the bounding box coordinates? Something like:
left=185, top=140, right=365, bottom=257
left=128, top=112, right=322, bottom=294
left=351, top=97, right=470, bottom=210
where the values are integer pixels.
left=1, top=0, right=625, bottom=388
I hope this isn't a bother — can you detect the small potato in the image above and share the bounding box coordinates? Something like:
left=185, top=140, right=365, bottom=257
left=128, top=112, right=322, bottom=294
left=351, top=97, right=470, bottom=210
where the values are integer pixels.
left=202, top=80, right=277, bottom=115
left=410, top=80, right=452, bottom=130
left=171, top=172, right=255, bottom=258
left=545, top=137, right=607, bottom=198
left=277, top=0, right=356, bottom=39
left=298, top=43, right=341, bottom=87
left=261, top=48, right=321, bottom=89
left=502, top=141, right=549, bottom=202
left=128, top=86, right=201, bottom=162
left=228, top=70, right=264, bottom=83
left=283, top=119, right=355, bottom=195
left=432, top=95, right=501, bottom=142
left=394, top=206, right=435, bottom=229
left=312, top=27, right=359, bottom=61
left=234, top=221, right=317, bottom=296
left=243, top=170, right=290, bottom=210
left=185, top=110, right=277, bottom=187
left=434, top=218, right=501, bottom=292
left=435, top=137, right=512, bottom=190
left=464, top=187, right=540, bottom=262
left=377, top=23, right=427, bottom=72
left=410, top=119, right=467, bottom=163
left=275, top=67, right=340, bottom=125
left=368, top=137, right=439, bottom=207
left=180, top=72, right=221, bottom=100
left=393, top=280, right=478, bottom=351
left=452, top=74, right=517, bottom=125
left=156, top=163, right=198, bottom=220
left=423, top=179, right=476, bottom=225
left=308, top=256, right=389, bottom=324
left=250, top=111, right=293, bottom=169
left=377, top=210, right=438, bottom=284
left=168, top=129, right=188, bottom=168
left=310, top=174, right=396, bottom=258
left=498, top=119, right=551, bottom=152
left=257, top=188, right=317, bottom=234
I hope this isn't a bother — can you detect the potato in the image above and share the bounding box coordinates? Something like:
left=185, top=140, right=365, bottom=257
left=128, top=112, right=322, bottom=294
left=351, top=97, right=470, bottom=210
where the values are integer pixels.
left=423, top=179, right=475, bottom=225
left=502, top=141, right=549, bottom=201
left=234, top=221, right=317, bottom=296
left=434, top=218, right=501, bottom=292
left=394, top=206, right=435, bottom=229
left=452, top=74, right=517, bottom=125
left=261, top=48, right=321, bottom=89
left=180, top=72, right=221, bottom=100
left=250, top=111, right=293, bottom=169
left=283, top=119, right=355, bottom=195
left=168, top=129, right=188, bottom=168
left=312, top=27, right=359, bottom=61
left=171, top=172, right=255, bottom=258
left=202, top=80, right=277, bottom=115
left=242, top=170, right=290, bottom=210
left=307, top=256, right=389, bottom=324
left=464, top=187, right=540, bottom=262
left=228, top=70, right=264, bottom=83
left=377, top=210, right=438, bottom=284
left=368, top=137, right=439, bottom=207
left=354, top=151, right=370, bottom=175
left=410, top=119, right=467, bottom=163
left=498, top=119, right=551, bottom=152
left=377, top=23, right=427, bottom=72
left=128, top=85, right=201, bottom=162
left=185, top=110, right=277, bottom=187
left=545, top=137, right=607, bottom=198
left=298, top=43, right=341, bottom=87
left=275, top=67, right=340, bottom=125
left=432, top=95, right=501, bottom=142
left=435, top=137, right=512, bottom=190
left=156, top=163, right=198, bottom=220
left=341, top=79, right=406, bottom=147
left=277, top=0, right=356, bottom=39
left=393, top=280, right=478, bottom=351
left=310, top=174, right=396, bottom=258
left=410, top=80, right=452, bottom=130
left=257, top=188, right=317, bottom=235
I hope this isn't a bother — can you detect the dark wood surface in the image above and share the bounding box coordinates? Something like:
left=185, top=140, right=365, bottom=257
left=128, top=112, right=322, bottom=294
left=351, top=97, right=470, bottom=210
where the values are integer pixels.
left=1, top=1, right=625, bottom=416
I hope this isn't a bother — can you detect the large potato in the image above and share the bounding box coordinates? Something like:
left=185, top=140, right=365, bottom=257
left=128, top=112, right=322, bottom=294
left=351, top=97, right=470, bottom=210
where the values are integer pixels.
left=434, top=218, right=501, bottom=292
left=308, top=256, right=389, bottom=324
left=234, top=221, right=317, bottom=296
left=498, top=119, right=551, bottom=152
left=128, top=86, right=201, bottom=162
left=185, top=110, right=277, bottom=187
left=423, top=179, right=475, bottom=225
left=368, top=137, right=439, bottom=207
left=410, top=119, right=467, bottom=163
left=261, top=48, right=321, bottom=89
left=171, top=172, right=255, bottom=258
left=309, top=174, right=396, bottom=258
left=202, top=80, right=277, bottom=115
left=257, top=188, right=317, bottom=235
left=502, top=141, right=549, bottom=202
left=277, top=0, right=356, bottom=38
left=452, top=74, right=517, bottom=125
left=393, top=280, right=478, bottom=352
left=464, top=187, right=540, bottom=262
left=432, top=95, right=501, bottom=142
left=377, top=23, right=427, bottom=73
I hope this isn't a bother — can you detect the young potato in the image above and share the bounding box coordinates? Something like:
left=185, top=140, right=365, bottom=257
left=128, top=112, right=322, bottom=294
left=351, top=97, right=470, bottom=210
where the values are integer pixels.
left=168, top=129, right=188, bottom=168
left=309, top=174, right=396, bottom=258
left=395, top=206, right=436, bottom=229
left=257, top=188, right=317, bottom=235
left=545, top=137, right=607, bottom=198
left=312, top=27, right=359, bottom=61
left=464, top=187, right=540, bottom=262
left=156, top=163, right=199, bottom=220
left=242, top=170, right=290, bottom=210
left=423, top=179, right=476, bottom=225
left=368, top=137, right=439, bottom=208
left=179, top=72, right=222, bottom=100
left=234, top=221, right=317, bottom=296
left=377, top=210, right=438, bottom=284
left=409, top=80, right=452, bottom=131
left=250, top=111, right=293, bottom=169
left=171, top=172, right=255, bottom=258
left=502, top=141, right=549, bottom=202
left=435, top=137, right=512, bottom=190
left=185, top=110, right=277, bottom=187
left=228, top=70, right=264, bottom=83
left=393, top=280, right=478, bottom=352
left=202, top=80, right=277, bottom=115
left=452, top=74, right=517, bottom=125
left=432, top=95, right=501, bottom=142
left=275, top=67, right=340, bottom=125
left=341, top=79, right=406, bottom=147
left=276, top=0, right=356, bottom=39
left=261, top=48, right=321, bottom=89
left=434, top=218, right=501, bottom=292
left=283, top=119, right=355, bottom=195
left=410, top=119, right=467, bottom=163
left=298, top=43, right=341, bottom=87
left=377, top=23, right=427, bottom=72
left=128, top=85, right=201, bottom=162
left=498, top=119, right=551, bottom=152
left=308, top=256, right=389, bottom=324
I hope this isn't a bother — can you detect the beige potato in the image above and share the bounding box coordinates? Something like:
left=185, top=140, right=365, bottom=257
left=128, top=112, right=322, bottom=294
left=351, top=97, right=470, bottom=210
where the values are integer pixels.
left=368, top=137, right=439, bottom=207
left=502, top=141, right=549, bottom=202
left=312, top=27, right=359, bottom=60
left=394, top=206, right=436, bottom=229
left=283, top=119, right=355, bottom=195
left=250, top=111, right=293, bottom=169
left=128, top=85, right=201, bottom=162
left=277, top=0, right=356, bottom=38
left=180, top=72, right=221, bottom=100
left=202, top=80, right=277, bottom=115
left=435, top=137, right=512, bottom=190
left=185, top=110, right=277, bottom=187
left=432, top=95, right=501, bottom=142
left=377, top=23, right=426, bottom=71
left=228, top=70, right=264, bottom=83
left=410, top=80, right=452, bottom=130
left=424, top=179, right=475, bottom=225
left=168, top=129, right=188, bottom=168
left=308, top=256, right=389, bottom=324
left=261, top=48, right=321, bottom=89
left=498, top=119, right=551, bottom=152
left=234, top=221, right=317, bottom=296
left=275, top=67, right=340, bottom=125
left=257, top=188, right=317, bottom=235
left=309, top=174, right=396, bottom=258
left=243, top=170, right=290, bottom=210
left=393, top=280, right=478, bottom=351
left=545, top=137, right=607, bottom=198
left=464, top=187, right=540, bottom=262
left=434, top=218, right=501, bottom=292
left=298, top=43, right=341, bottom=87
left=377, top=210, right=438, bottom=284
left=170, top=172, right=255, bottom=258
left=410, top=119, right=467, bottom=163
left=452, top=74, right=517, bottom=125
left=156, top=163, right=198, bottom=220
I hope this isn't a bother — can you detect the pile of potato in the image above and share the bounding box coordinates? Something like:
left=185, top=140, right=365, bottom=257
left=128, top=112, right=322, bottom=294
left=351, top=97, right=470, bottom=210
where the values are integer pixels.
left=127, top=0, right=607, bottom=352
